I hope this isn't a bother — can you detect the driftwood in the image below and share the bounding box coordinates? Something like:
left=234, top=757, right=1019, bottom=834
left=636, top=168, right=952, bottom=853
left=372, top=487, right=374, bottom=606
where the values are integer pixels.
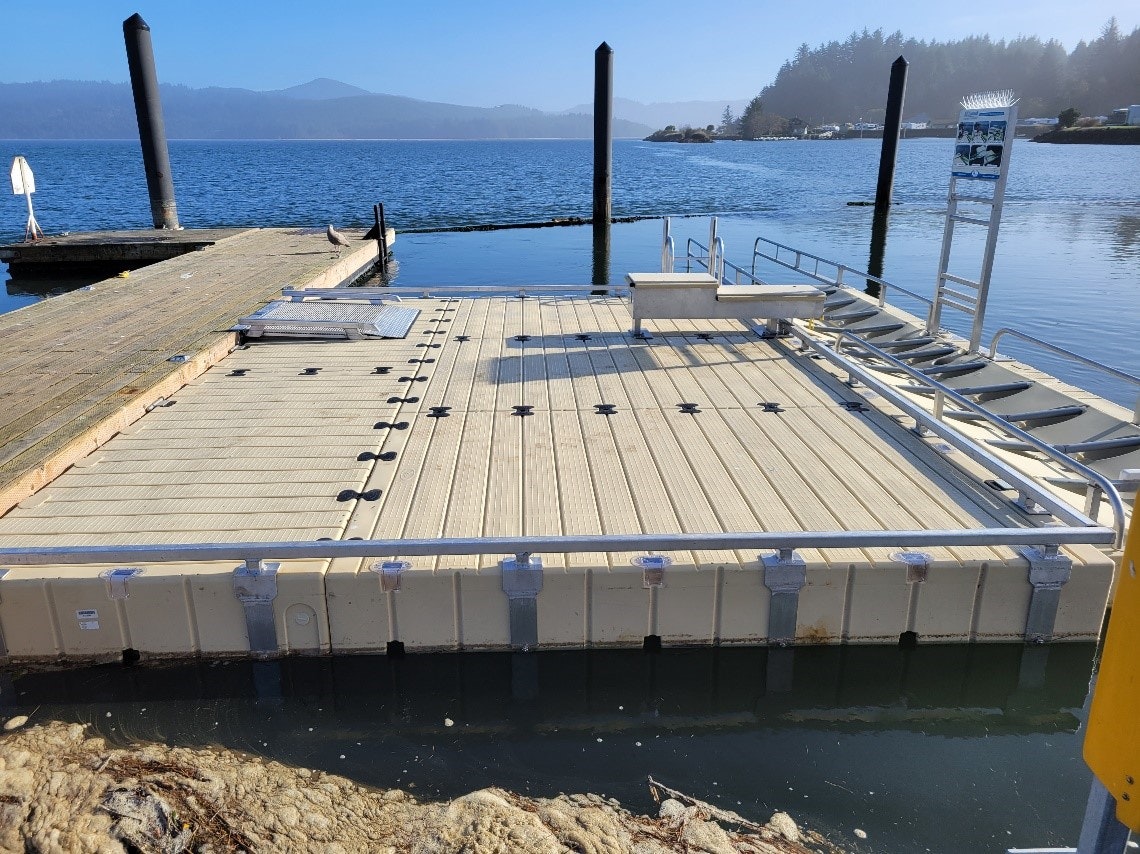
left=647, top=775, right=771, bottom=835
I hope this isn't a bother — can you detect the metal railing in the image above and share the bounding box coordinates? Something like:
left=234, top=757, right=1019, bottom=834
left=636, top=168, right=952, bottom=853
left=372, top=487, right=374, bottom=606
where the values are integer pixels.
left=988, top=327, right=1140, bottom=423
left=683, top=237, right=726, bottom=281
left=282, top=284, right=632, bottom=301
left=752, top=236, right=933, bottom=315
left=0, top=524, right=1114, bottom=569
left=794, top=329, right=1127, bottom=547
left=682, top=238, right=766, bottom=286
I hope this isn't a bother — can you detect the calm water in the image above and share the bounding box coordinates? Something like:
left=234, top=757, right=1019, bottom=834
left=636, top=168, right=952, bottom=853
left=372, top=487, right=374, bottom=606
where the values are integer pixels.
left=0, top=644, right=1098, bottom=853
left=0, top=138, right=1137, bottom=402
left=0, top=138, right=1134, bottom=850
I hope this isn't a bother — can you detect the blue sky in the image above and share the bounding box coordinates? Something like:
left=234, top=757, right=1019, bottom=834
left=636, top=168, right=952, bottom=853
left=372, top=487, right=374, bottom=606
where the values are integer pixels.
left=0, top=1, right=1134, bottom=110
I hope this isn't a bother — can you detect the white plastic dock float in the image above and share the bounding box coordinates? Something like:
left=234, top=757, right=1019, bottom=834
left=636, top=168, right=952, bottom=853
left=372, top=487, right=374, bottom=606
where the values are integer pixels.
left=0, top=294, right=1117, bottom=661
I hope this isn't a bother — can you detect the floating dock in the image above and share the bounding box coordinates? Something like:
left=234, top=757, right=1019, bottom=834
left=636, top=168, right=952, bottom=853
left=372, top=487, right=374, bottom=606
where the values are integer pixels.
left=0, top=234, right=1121, bottom=658
left=0, top=228, right=254, bottom=277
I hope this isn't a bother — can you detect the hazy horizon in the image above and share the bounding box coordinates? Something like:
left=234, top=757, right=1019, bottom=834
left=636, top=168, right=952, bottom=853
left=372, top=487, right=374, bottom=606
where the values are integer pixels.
left=0, top=1, right=1134, bottom=112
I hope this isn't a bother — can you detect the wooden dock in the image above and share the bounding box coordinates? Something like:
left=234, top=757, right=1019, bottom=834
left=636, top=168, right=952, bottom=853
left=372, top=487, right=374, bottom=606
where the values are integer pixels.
left=0, top=228, right=252, bottom=275
left=0, top=227, right=385, bottom=515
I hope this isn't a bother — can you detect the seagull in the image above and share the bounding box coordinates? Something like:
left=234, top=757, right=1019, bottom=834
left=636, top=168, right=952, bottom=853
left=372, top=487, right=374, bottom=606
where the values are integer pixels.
left=326, top=224, right=351, bottom=255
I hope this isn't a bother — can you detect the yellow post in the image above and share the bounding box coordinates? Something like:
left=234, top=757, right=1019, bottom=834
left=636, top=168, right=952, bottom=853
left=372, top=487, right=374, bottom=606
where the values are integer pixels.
left=1085, top=508, right=1140, bottom=828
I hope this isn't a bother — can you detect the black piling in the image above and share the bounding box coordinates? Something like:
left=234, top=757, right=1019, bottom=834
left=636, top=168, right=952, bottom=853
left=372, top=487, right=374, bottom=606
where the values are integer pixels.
left=592, top=42, right=613, bottom=288
left=123, top=13, right=180, bottom=230
left=373, top=203, right=390, bottom=277
left=873, top=56, right=909, bottom=213
left=866, top=209, right=888, bottom=298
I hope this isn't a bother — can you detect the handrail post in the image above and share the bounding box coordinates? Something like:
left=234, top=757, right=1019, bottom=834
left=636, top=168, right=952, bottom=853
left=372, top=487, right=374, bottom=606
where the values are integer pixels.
left=233, top=559, right=279, bottom=654
left=763, top=548, right=806, bottom=645
left=502, top=553, right=543, bottom=650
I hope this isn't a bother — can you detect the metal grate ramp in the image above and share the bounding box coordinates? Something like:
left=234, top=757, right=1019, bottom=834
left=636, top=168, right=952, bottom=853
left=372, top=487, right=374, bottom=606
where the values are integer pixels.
left=236, top=302, right=420, bottom=339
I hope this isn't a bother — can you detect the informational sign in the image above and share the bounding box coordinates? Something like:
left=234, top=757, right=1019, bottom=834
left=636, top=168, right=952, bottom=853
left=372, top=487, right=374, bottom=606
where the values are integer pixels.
left=951, top=108, right=1011, bottom=180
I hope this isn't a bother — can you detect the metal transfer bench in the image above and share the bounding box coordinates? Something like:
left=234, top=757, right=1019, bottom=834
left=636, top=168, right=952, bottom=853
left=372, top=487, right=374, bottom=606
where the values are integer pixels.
left=627, top=272, right=826, bottom=336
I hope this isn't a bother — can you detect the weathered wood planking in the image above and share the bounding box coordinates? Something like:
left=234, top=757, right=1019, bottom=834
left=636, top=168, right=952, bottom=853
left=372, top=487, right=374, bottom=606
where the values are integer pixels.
left=0, top=228, right=381, bottom=513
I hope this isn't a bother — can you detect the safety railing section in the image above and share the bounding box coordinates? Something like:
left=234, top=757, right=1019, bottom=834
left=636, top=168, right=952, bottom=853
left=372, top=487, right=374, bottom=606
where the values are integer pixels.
left=988, top=327, right=1140, bottom=423
left=751, top=236, right=933, bottom=316
left=0, top=523, right=1114, bottom=653
left=793, top=329, right=1128, bottom=547
left=282, top=284, right=632, bottom=302
left=683, top=237, right=724, bottom=281
left=681, top=237, right=768, bottom=287
left=661, top=217, right=675, bottom=273
left=0, top=526, right=1115, bottom=569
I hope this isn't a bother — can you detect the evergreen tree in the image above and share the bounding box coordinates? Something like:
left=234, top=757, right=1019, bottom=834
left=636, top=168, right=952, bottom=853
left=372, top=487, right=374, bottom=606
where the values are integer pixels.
left=719, top=105, right=736, bottom=135
left=749, top=21, right=1139, bottom=123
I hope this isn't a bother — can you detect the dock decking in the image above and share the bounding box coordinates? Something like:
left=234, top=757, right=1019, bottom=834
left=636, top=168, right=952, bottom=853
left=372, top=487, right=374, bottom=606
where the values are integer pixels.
left=0, top=293, right=1114, bottom=657
left=0, top=227, right=384, bottom=515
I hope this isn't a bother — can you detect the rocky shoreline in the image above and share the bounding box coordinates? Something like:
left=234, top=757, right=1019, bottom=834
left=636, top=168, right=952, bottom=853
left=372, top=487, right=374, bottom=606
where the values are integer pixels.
left=1031, top=126, right=1140, bottom=144
left=1, top=720, right=845, bottom=853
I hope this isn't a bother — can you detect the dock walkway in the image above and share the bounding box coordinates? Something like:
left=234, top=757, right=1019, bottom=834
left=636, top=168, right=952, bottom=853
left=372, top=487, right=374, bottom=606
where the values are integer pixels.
left=0, top=292, right=1115, bottom=657
left=0, top=227, right=382, bottom=514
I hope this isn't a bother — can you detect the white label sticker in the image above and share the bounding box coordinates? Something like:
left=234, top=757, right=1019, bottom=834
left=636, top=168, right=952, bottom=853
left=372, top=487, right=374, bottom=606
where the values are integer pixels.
left=78, top=620, right=100, bottom=631
left=76, top=609, right=99, bottom=620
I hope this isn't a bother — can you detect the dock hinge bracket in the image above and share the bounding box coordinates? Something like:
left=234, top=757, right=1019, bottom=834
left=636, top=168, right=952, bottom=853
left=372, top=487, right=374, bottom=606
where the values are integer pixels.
left=101, top=567, right=145, bottom=600
left=502, top=553, right=543, bottom=651
left=763, top=549, right=806, bottom=646
left=233, top=561, right=280, bottom=654
left=1020, top=545, right=1072, bottom=644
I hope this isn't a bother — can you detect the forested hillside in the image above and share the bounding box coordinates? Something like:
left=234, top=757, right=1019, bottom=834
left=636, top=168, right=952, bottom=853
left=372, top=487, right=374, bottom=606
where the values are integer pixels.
left=756, top=20, right=1139, bottom=124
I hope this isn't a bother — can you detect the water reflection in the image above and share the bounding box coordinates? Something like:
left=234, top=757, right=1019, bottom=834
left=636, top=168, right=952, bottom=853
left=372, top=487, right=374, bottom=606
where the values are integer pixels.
left=866, top=209, right=889, bottom=298
left=1111, top=214, right=1140, bottom=260
left=1, top=644, right=1097, bottom=852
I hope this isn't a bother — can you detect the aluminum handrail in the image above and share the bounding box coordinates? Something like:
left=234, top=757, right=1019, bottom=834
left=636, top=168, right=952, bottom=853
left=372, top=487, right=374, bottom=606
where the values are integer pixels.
left=681, top=238, right=767, bottom=286
left=988, top=327, right=1140, bottom=422
left=797, top=330, right=1127, bottom=547
left=752, top=236, right=932, bottom=311
left=282, top=285, right=631, bottom=300
left=0, top=526, right=1114, bottom=568
left=684, top=237, right=711, bottom=276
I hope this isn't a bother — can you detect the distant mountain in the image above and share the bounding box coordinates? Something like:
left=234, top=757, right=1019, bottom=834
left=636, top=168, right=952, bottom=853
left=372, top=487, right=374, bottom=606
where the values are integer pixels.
left=0, top=79, right=654, bottom=140
left=272, top=78, right=374, bottom=100
left=561, top=97, right=752, bottom=131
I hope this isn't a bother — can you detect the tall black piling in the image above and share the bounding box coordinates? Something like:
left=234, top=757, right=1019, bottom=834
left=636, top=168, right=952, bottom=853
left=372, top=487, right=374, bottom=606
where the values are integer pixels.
left=866, top=210, right=888, bottom=298
left=873, top=56, right=909, bottom=213
left=123, top=13, right=180, bottom=230
left=373, top=203, right=390, bottom=278
left=592, top=42, right=613, bottom=288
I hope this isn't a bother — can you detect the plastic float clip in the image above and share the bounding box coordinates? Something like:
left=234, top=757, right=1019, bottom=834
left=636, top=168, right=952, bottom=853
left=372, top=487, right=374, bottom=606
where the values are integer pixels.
left=370, top=560, right=409, bottom=593
left=101, top=567, right=144, bottom=600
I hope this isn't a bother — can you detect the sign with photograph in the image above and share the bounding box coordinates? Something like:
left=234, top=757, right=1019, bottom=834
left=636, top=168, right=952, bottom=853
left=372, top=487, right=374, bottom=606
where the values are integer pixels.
left=952, top=108, right=1011, bottom=180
